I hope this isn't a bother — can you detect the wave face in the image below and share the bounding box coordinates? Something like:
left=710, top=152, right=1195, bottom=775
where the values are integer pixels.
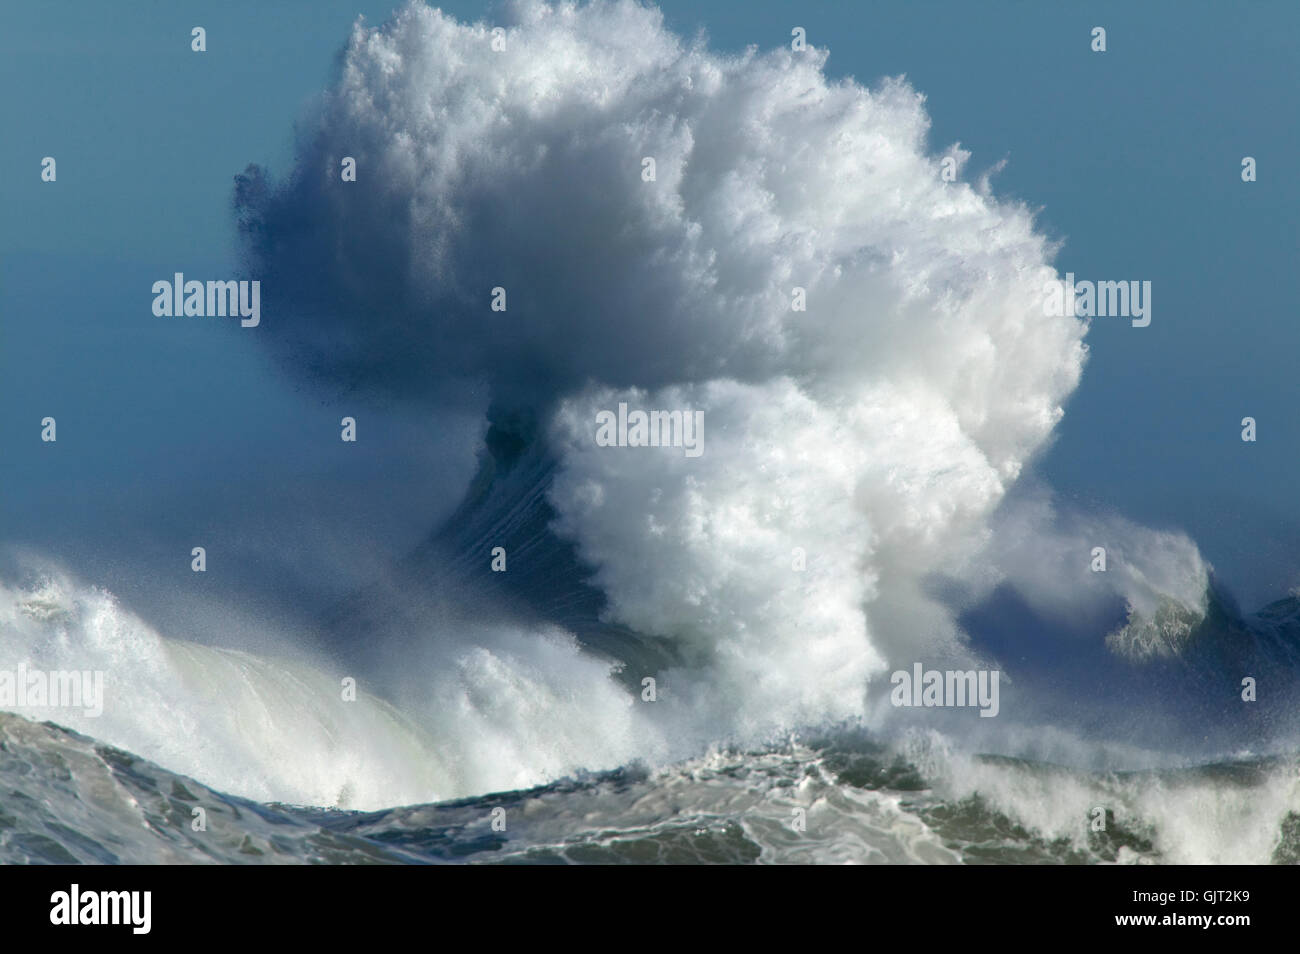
left=5, top=712, right=1299, bottom=865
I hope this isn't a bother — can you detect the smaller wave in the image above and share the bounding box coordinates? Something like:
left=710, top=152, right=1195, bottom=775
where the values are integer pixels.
left=0, top=568, right=660, bottom=809
left=899, top=729, right=1300, bottom=864
left=0, top=571, right=452, bottom=808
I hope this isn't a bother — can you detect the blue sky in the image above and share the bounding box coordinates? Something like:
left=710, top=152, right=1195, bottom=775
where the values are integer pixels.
left=3, top=0, right=1298, bottom=619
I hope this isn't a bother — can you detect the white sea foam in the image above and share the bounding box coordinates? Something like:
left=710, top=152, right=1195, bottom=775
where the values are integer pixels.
left=241, top=0, right=1101, bottom=740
